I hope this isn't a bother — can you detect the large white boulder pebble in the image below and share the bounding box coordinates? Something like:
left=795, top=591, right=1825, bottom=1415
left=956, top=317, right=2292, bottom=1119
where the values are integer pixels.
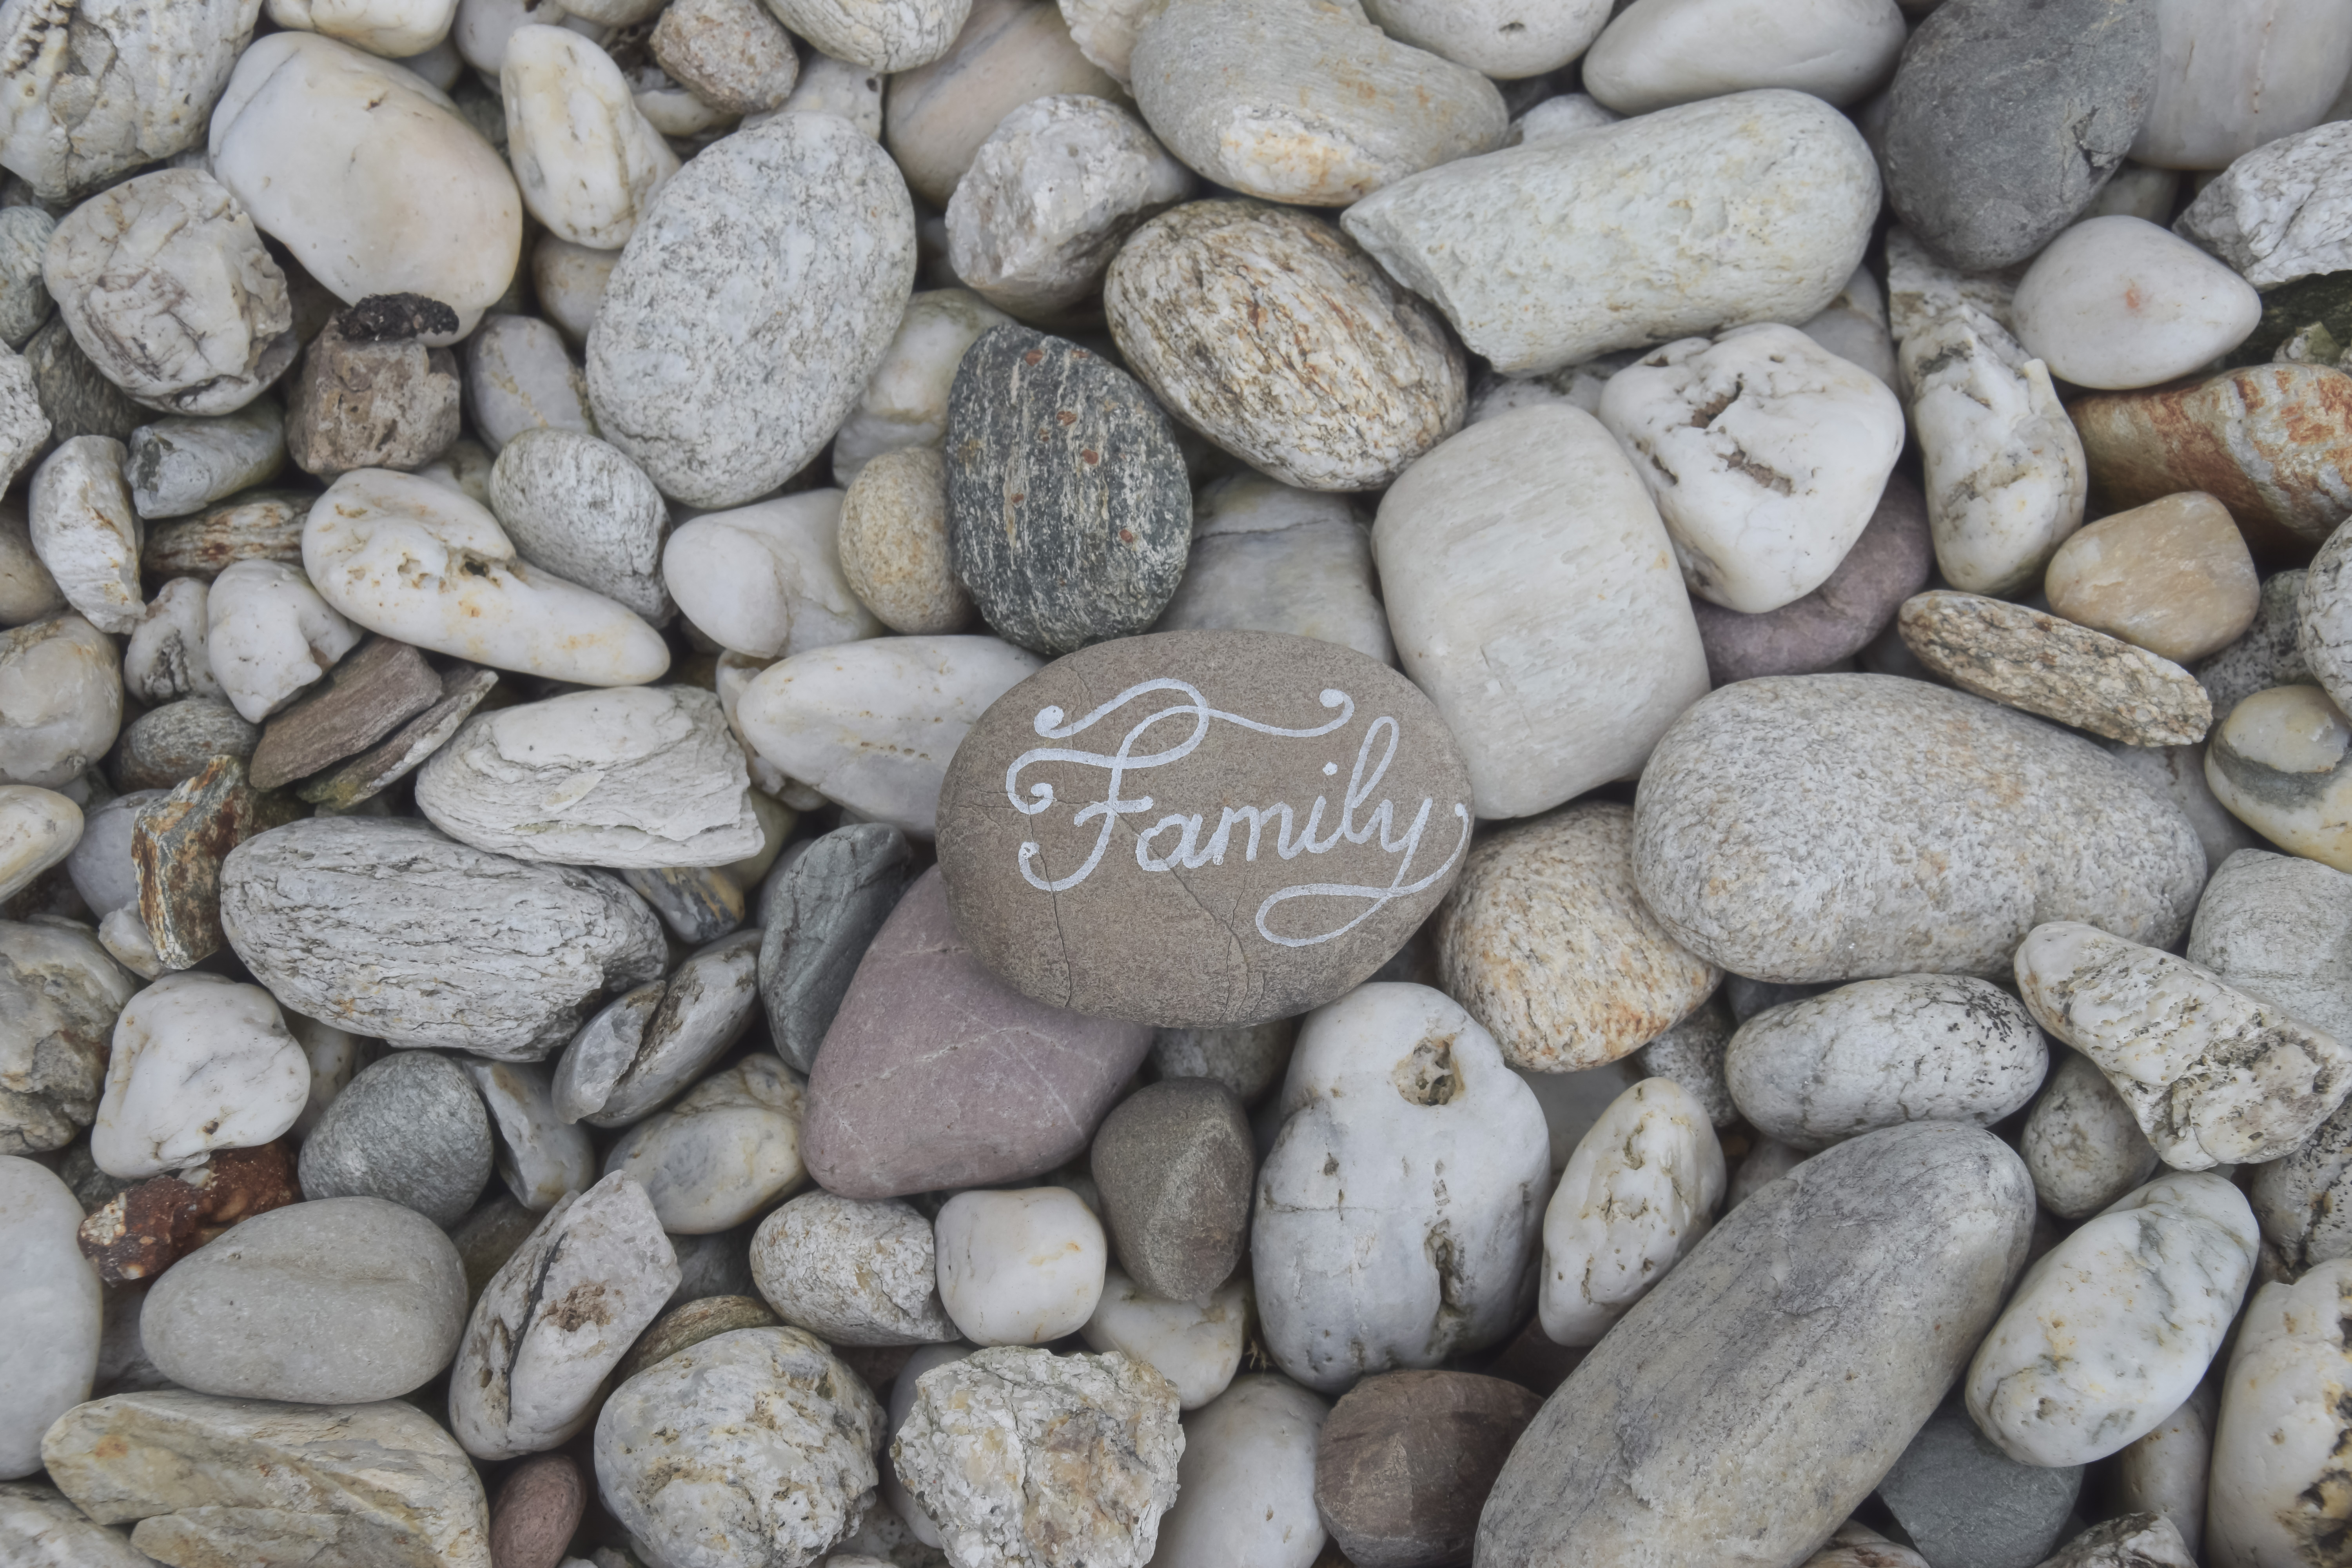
left=1151, top=1375, right=1328, bottom=1568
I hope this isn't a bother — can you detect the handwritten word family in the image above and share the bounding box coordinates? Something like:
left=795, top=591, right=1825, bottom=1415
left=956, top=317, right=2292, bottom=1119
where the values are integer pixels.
left=1003, top=678, right=1472, bottom=948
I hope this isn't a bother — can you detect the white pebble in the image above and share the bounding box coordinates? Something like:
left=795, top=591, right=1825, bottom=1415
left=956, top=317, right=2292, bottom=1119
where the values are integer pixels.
left=205, top=559, right=361, bottom=723
left=502, top=26, right=679, bottom=250
left=934, top=1186, right=1108, bottom=1346
left=1539, top=1077, right=1724, bottom=1347
left=2010, top=216, right=2261, bottom=392
left=90, top=972, right=310, bottom=1180
left=662, top=491, right=881, bottom=660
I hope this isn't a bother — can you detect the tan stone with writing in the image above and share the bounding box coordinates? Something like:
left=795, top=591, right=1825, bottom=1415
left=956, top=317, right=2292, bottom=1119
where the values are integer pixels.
left=936, top=629, right=1474, bottom=1026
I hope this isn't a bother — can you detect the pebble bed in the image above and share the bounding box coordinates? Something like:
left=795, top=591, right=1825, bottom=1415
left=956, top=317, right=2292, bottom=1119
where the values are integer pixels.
left=3, top=3, right=2352, bottom=1568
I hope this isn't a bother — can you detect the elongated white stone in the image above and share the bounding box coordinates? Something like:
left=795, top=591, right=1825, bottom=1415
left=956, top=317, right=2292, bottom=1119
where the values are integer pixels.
left=89, top=972, right=309, bottom=1179
left=2206, top=1257, right=2352, bottom=1566
left=662, top=492, right=880, bottom=660
left=28, top=437, right=142, bottom=635
left=0, top=785, right=80, bottom=902
left=2131, top=0, right=2352, bottom=171
left=269, top=0, right=459, bottom=56
left=0, top=1158, right=100, bottom=1479
left=501, top=27, right=678, bottom=250
left=1581, top=0, right=1906, bottom=114
left=1538, top=1077, right=1724, bottom=1347
left=1966, top=1171, right=2257, bottom=1466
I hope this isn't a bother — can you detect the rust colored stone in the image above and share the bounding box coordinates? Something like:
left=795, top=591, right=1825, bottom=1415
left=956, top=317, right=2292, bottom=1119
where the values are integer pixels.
left=490, top=1452, right=586, bottom=1568
left=73, top=1140, right=299, bottom=1284
left=187, top=1140, right=300, bottom=1242
left=1314, top=1370, right=1544, bottom=1568
left=2069, top=364, right=2352, bottom=563
left=132, top=755, right=305, bottom=969
left=249, top=636, right=443, bottom=788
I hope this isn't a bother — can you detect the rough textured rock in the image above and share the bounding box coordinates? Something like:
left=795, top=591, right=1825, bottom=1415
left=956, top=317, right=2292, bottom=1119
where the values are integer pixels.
left=41, top=1390, right=492, bottom=1568
left=131, top=753, right=300, bottom=970
left=892, top=1347, right=1182, bottom=1568
left=486, top=429, right=670, bottom=622
left=142, top=490, right=309, bottom=583
left=802, top=867, right=1152, bottom=1198
left=838, top=448, right=971, bottom=636
left=450, top=1172, right=679, bottom=1459
left=594, top=1327, right=886, bottom=1568
left=767, top=0, right=966, bottom=71
left=750, top=1191, right=954, bottom=1346
left=2176, top=119, right=2352, bottom=289
left=110, top=698, right=252, bottom=794
left=600, top=1054, right=807, bottom=1233
left=585, top=115, right=915, bottom=509
left=610, top=1294, right=778, bottom=1388
left=935, top=630, right=1472, bottom=1026
left=0, top=918, right=134, bottom=1156
left=1539, top=1076, right=1724, bottom=1347
left=1475, top=1124, right=2035, bottom=1568
left=2301, top=514, right=2352, bottom=716
left=757, top=824, right=914, bottom=1074
left=139, top=1196, right=467, bottom=1403
left=1089, top=1078, right=1253, bottom=1303
left=1899, top=590, right=2212, bottom=745
left=285, top=298, right=463, bottom=479
left=247, top=635, right=439, bottom=789
left=2021, top=1049, right=2160, bottom=1222
left=2016, top=920, right=2352, bottom=1170
left=1880, top=0, right=2158, bottom=272
left=0, top=1480, right=166, bottom=1567
left=2034, top=1515, right=2196, bottom=1568
left=1129, top=0, right=1505, bottom=208
left=1313, top=1371, right=1541, bottom=1568
left=2188, top=846, right=2352, bottom=1046
left=125, top=405, right=285, bottom=523
left=220, top=816, right=667, bottom=1058
left=943, top=324, right=1189, bottom=655
left=487, top=1455, right=585, bottom=1568
left=554, top=929, right=762, bottom=1129
left=23, top=317, right=139, bottom=449
left=297, top=662, right=497, bottom=810
left=1876, top=1399, right=2084, bottom=1568
left=29, top=437, right=142, bottom=635
left=651, top=0, right=799, bottom=113
left=1437, top=802, right=1720, bottom=1073
left=205, top=558, right=358, bottom=724
left=122, top=579, right=215, bottom=707
left=1103, top=201, right=1465, bottom=492
left=1341, top=90, right=1877, bottom=374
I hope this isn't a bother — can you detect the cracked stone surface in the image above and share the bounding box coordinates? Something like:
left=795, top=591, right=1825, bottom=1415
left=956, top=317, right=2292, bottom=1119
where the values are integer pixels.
left=2176, top=118, right=2352, bottom=289
left=1538, top=1076, right=1724, bottom=1348
left=1900, top=591, right=2212, bottom=746
left=0, top=917, right=134, bottom=1156
left=750, top=1191, right=955, bottom=1347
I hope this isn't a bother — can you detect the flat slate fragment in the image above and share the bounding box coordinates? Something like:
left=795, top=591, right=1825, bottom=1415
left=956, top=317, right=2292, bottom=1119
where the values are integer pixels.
left=248, top=637, right=442, bottom=788
left=132, top=754, right=303, bottom=970
left=1897, top=591, right=2212, bottom=746
left=298, top=665, right=499, bottom=809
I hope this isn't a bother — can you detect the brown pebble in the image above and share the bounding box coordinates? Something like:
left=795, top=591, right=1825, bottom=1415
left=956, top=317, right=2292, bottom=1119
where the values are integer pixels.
left=75, top=1139, right=301, bottom=1284
left=249, top=636, right=443, bottom=788
left=1314, top=1369, right=1544, bottom=1568
left=490, top=1452, right=586, bottom=1568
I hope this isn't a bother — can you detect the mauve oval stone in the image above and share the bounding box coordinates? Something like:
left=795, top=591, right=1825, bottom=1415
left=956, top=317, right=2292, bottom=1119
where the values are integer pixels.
left=1314, top=1370, right=1543, bottom=1568
left=489, top=1451, right=584, bottom=1568
left=802, top=866, right=1152, bottom=1199
left=1690, top=472, right=1933, bottom=684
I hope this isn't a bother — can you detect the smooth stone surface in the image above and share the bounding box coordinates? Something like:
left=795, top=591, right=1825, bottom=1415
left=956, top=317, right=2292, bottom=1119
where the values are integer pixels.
left=943, top=324, right=1188, bottom=655
left=299, top=1050, right=492, bottom=1226
left=601, top=1056, right=807, bottom=1234
left=2203, top=683, right=2352, bottom=870
left=1635, top=675, right=2206, bottom=982
left=1691, top=472, right=1933, bottom=683
left=1255, top=983, right=1549, bottom=1391
left=1583, top=0, right=1902, bottom=115
left=1438, top=802, right=1718, bottom=1073
left=662, top=490, right=880, bottom=660
left=1089, top=1079, right=1252, bottom=1303
left=2045, top=493, right=2259, bottom=664
left=417, top=686, right=759, bottom=868
left=1151, top=1374, right=1326, bottom=1568
left=1341, top=90, right=1877, bottom=374
left=934, top=1185, right=1107, bottom=1346
left=502, top=27, right=676, bottom=250
left=488, top=429, right=670, bottom=622
left=2131, top=0, right=2352, bottom=171
left=802, top=867, right=1152, bottom=1198
left=285, top=303, right=462, bottom=479
left=2207, top=1257, right=2352, bottom=1565
left=67, top=793, right=156, bottom=920
left=750, top=1191, right=954, bottom=1346
left=2021, top=1050, right=2161, bottom=1221
left=139, top=1195, right=465, bottom=1403
left=757, top=823, right=914, bottom=1075
left=893, top=1347, right=1181, bottom=1568
left=1079, top=1270, right=1248, bottom=1410
left=0, top=615, right=121, bottom=789
left=1598, top=324, right=1904, bottom=614
left=1104, top=201, right=1464, bottom=493
left=1885, top=229, right=2089, bottom=596
left=2176, top=119, right=2352, bottom=290
left=831, top=291, right=1011, bottom=485
left=2011, top=218, right=2261, bottom=391
left=91, top=971, right=306, bottom=1180
left=304, top=468, right=669, bottom=686
left=1539, top=1077, right=1724, bottom=1348
left=1477, top=1124, right=2034, bottom=1568
left=1880, top=0, right=2158, bottom=272
left=220, top=816, right=667, bottom=1057
left=586, top=115, right=914, bottom=510
left=1151, top=475, right=1392, bottom=664
left=462, top=1059, right=593, bottom=1210
left=1876, top=1400, right=2084, bottom=1568
left=41, top=1390, right=492, bottom=1568
left=450, top=1172, right=678, bottom=1459
left=2069, top=364, right=2352, bottom=554
left=1967, top=1171, right=2256, bottom=1466
left=595, top=1327, right=884, bottom=1568
left=529, top=237, right=617, bottom=345
left=2015, top=920, right=2352, bottom=1170
left=1129, top=0, right=1504, bottom=208
left=209, top=34, right=521, bottom=340
left=766, top=0, right=964, bottom=69
left=463, top=314, right=592, bottom=454
left=0, top=1157, right=100, bottom=1477
left=29, top=437, right=143, bottom=635
left=489, top=1455, right=585, bottom=1568
left=1313, top=1371, right=1539, bottom=1568
left=0, top=919, right=135, bottom=1156
left=1726, top=975, right=2047, bottom=1153
left=935, top=630, right=1472, bottom=1027
left=1374, top=404, right=1708, bottom=819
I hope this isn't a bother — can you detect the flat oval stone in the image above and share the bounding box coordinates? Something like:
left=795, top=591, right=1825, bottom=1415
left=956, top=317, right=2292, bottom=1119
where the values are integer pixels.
left=1089, top=1078, right=1253, bottom=1302
left=1477, top=1123, right=2034, bottom=1568
left=944, top=325, right=1189, bottom=656
left=585, top=115, right=915, bottom=508
left=220, top=816, right=667, bottom=1058
left=1877, top=1398, right=2085, bottom=1568
left=1103, top=201, right=1465, bottom=493
left=2044, top=492, right=2259, bottom=665
left=501, top=26, right=677, bottom=250
left=1341, top=90, right=1877, bottom=374
left=488, top=1454, right=585, bottom=1568
left=2011, top=216, right=2261, bottom=391
left=1151, top=1374, right=1327, bottom=1568
left=298, top=1051, right=493, bottom=1226
left=1880, top=0, right=2158, bottom=272
left=1632, top=675, right=2207, bottom=983
left=1582, top=0, right=1905, bottom=116
left=0, top=1156, right=100, bottom=1478
left=839, top=448, right=971, bottom=635
left=571, top=929, right=763, bottom=1129
left=801, top=866, right=1151, bottom=1198
left=935, top=629, right=1474, bottom=1026
left=1314, top=1370, right=1542, bottom=1568
left=139, top=1195, right=466, bottom=1403
left=111, top=698, right=252, bottom=794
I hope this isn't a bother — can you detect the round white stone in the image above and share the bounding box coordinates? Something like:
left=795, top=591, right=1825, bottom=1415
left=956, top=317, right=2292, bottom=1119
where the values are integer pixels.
left=1151, top=1375, right=1327, bottom=1568
left=933, top=1185, right=1108, bottom=1346
left=502, top=26, right=679, bottom=250
left=268, top=0, right=459, bottom=62
left=1538, top=1076, right=1724, bottom=1347
left=204, top=558, right=360, bottom=723
left=27, top=437, right=142, bottom=636
left=2010, top=216, right=2262, bottom=392
left=90, top=971, right=309, bottom=1180
left=1080, top=1269, right=1249, bottom=1410
left=2205, top=1259, right=2352, bottom=1566
left=662, top=491, right=881, bottom=661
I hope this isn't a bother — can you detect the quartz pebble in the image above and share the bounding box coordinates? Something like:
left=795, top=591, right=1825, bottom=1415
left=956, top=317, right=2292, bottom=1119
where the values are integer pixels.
left=1313, top=1370, right=1541, bottom=1568
left=600, top=1054, right=807, bottom=1233
left=1079, top=1271, right=1248, bottom=1410
left=0, top=918, right=135, bottom=1156
left=2010, top=217, right=2260, bottom=392
left=2204, top=1257, right=2352, bottom=1567
left=1151, top=1374, right=1327, bottom=1568
left=487, top=429, right=670, bottom=622
left=463, top=1059, right=593, bottom=1210
left=1898, top=590, right=2212, bottom=746
left=530, top=237, right=617, bottom=345
left=205, top=558, right=358, bottom=723
left=662, top=491, right=880, bottom=660
left=464, top=315, right=593, bottom=454
left=750, top=1191, right=955, bottom=1346
left=2114, top=1389, right=2216, bottom=1559
left=0, top=1156, right=100, bottom=1478
left=2021, top=1050, right=2161, bottom=1221
left=934, top=1185, right=1107, bottom=1346
left=1583, top=0, right=1904, bottom=116
left=1089, top=1078, right=1252, bottom=1303
left=503, top=27, right=676, bottom=250
left=91, top=971, right=307, bottom=1180
left=2043, top=492, right=2259, bottom=664
left=1539, top=1077, right=1724, bottom=1347
left=2015, top=920, right=2352, bottom=1170
left=2202, top=683, right=2352, bottom=869
left=838, top=448, right=971, bottom=635
left=29, top=437, right=143, bottom=635
left=126, top=580, right=219, bottom=706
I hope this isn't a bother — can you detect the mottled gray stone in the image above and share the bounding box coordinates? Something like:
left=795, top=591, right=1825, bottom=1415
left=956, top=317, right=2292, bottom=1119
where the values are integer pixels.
left=0, top=918, right=135, bottom=1155
left=1877, top=1401, right=2084, bottom=1568
left=463, top=314, right=592, bottom=454
left=140, top=489, right=309, bottom=584
left=486, top=429, right=671, bottom=622
left=1091, top=1078, right=1253, bottom=1302
left=586, top=115, right=916, bottom=508
left=1880, top=0, right=2159, bottom=272
left=757, top=822, right=915, bottom=1074
left=22, top=318, right=141, bottom=448
left=2188, top=847, right=2352, bottom=1044
left=1632, top=993, right=1738, bottom=1128
left=749, top=1191, right=956, bottom=1346
left=219, top=816, right=668, bottom=1059
left=564, top=929, right=762, bottom=1130
left=1631, top=675, right=2206, bottom=983
left=944, top=324, right=1189, bottom=655
left=138, top=1196, right=467, bottom=1402
left=650, top=0, right=800, bottom=114
left=0, top=208, right=56, bottom=350
left=2020, top=1049, right=2160, bottom=1221
left=2197, top=569, right=2309, bottom=725
left=123, top=404, right=285, bottom=521
left=298, top=1051, right=494, bottom=1227
left=1477, top=1123, right=2035, bottom=1568
left=110, top=698, right=255, bottom=794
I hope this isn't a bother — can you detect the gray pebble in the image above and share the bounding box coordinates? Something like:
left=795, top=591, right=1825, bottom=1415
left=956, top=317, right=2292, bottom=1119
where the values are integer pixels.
left=666, top=1224, right=758, bottom=1309
left=124, top=403, right=286, bottom=521
left=757, top=823, right=915, bottom=1075
left=465, top=313, right=594, bottom=455
left=486, top=429, right=672, bottom=621
left=0, top=207, right=55, bottom=350
left=566, top=929, right=763, bottom=1130
left=1148, top=1016, right=1297, bottom=1107
left=1877, top=1400, right=2084, bottom=1568
left=1091, top=1078, right=1254, bottom=1301
left=1151, top=474, right=1393, bottom=665
left=22, top=317, right=141, bottom=447
left=2197, top=570, right=2308, bottom=725
left=65, top=790, right=162, bottom=916
left=297, top=1051, right=495, bottom=1227
left=2020, top=1049, right=2160, bottom=1221
left=1632, top=993, right=1737, bottom=1128
left=650, top=0, right=801, bottom=113
left=111, top=697, right=254, bottom=793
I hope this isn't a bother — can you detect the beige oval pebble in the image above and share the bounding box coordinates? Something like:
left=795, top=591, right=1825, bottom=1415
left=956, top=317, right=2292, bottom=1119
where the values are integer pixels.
left=0, top=783, right=82, bottom=901
left=884, top=0, right=1118, bottom=208
left=1898, top=590, right=2212, bottom=746
left=838, top=447, right=971, bottom=635
left=2044, top=492, right=2259, bottom=664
